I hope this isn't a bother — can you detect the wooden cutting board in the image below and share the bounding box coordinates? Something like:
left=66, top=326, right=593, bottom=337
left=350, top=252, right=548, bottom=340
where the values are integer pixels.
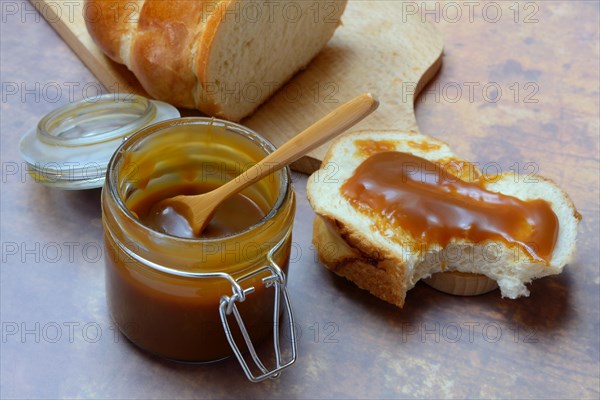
left=30, top=0, right=443, bottom=174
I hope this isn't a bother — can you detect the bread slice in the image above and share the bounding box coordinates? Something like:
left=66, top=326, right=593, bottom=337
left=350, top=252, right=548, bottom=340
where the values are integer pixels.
left=85, top=0, right=347, bottom=121
left=307, top=130, right=580, bottom=308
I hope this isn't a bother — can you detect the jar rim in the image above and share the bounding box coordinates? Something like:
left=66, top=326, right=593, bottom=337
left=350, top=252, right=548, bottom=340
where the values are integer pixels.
left=104, top=117, right=292, bottom=244
left=37, top=93, right=156, bottom=146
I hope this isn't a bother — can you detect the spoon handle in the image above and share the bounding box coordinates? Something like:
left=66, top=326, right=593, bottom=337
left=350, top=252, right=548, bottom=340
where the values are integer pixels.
left=219, top=93, right=379, bottom=197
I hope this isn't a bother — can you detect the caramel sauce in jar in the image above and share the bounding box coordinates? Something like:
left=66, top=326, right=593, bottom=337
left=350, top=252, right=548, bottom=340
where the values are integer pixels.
left=134, top=183, right=266, bottom=239
left=341, top=151, right=559, bottom=263
left=101, top=118, right=295, bottom=362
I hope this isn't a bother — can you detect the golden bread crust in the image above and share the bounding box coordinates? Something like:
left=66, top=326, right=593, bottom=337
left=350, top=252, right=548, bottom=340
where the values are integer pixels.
left=85, top=0, right=224, bottom=110
left=130, top=0, right=210, bottom=108
left=313, top=216, right=407, bottom=308
left=85, top=0, right=142, bottom=63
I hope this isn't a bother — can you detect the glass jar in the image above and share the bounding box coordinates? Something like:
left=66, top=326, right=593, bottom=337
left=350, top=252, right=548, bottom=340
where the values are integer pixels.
left=101, top=117, right=297, bottom=382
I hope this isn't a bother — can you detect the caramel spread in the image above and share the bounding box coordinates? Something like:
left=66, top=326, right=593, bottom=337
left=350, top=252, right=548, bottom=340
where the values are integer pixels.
left=341, top=151, right=559, bottom=263
left=130, top=183, right=266, bottom=239
left=407, top=140, right=442, bottom=152
left=355, top=139, right=397, bottom=157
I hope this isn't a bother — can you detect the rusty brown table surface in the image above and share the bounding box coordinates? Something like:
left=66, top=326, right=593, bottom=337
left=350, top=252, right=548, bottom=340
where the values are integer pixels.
left=1, top=2, right=599, bottom=399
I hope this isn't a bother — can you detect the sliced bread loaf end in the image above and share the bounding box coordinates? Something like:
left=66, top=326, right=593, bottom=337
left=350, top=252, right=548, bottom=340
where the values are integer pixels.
left=86, top=0, right=348, bottom=121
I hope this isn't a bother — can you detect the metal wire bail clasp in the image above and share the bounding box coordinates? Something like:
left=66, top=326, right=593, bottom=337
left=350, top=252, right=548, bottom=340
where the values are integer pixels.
left=218, top=232, right=297, bottom=383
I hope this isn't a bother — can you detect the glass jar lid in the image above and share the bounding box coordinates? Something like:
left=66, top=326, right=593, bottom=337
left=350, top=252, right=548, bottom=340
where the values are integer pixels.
left=19, top=93, right=180, bottom=190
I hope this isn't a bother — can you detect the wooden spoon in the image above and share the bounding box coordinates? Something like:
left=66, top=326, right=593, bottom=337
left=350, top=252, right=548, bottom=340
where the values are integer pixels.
left=157, top=93, right=379, bottom=236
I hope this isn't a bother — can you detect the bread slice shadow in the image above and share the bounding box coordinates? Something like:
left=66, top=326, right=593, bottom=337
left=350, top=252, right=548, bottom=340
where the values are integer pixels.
left=320, top=264, right=573, bottom=334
